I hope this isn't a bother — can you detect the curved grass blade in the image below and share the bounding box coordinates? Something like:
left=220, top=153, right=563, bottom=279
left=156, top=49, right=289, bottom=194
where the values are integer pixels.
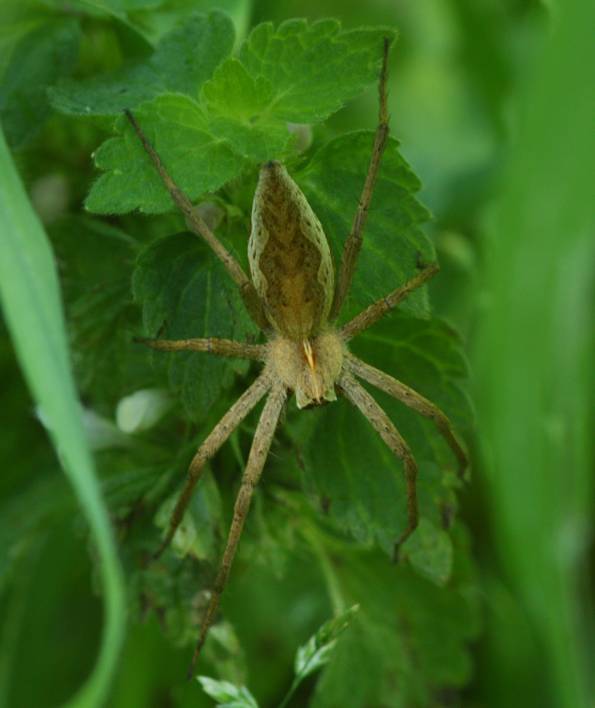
left=0, top=127, right=125, bottom=707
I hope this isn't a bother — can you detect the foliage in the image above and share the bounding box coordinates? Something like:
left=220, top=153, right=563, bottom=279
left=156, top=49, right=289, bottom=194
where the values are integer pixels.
left=198, top=605, right=360, bottom=707
left=0, top=5, right=477, bottom=707
left=2, top=1, right=591, bottom=708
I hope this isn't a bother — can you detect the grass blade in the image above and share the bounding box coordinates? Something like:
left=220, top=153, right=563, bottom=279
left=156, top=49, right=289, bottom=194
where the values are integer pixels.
left=474, top=1, right=594, bottom=705
left=0, top=126, right=125, bottom=707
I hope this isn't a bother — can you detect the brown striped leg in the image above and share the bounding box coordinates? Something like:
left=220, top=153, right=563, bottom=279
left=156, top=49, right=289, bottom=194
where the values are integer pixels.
left=135, top=336, right=265, bottom=361
left=124, top=109, right=267, bottom=329
left=188, top=382, right=287, bottom=676
left=154, top=370, right=272, bottom=559
left=346, top=354, right=468, bottom=477
left=338, top=372, right=418, bottom=559
left=341, top=264, right=439, bottom=340
left=332, top=38, right=391, bottom=319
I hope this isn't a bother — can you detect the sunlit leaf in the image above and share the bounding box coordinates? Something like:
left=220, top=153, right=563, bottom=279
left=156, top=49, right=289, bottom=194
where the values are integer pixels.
left=197, top=676, right=259, bottom=708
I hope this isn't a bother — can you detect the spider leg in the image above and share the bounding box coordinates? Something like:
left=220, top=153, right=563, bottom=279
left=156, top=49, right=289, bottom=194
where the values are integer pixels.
left=346, top=354, right=467, bottom=477
left=331, top=38, right=391, bottom=319
left=341, top=263, right=439, bottom=340
left=338, top=372, right=418, bottom=560
left=154, top=370, right=272, bottom=559
left=135, top=336, right=265, bottom=361
left=188, top=382, right=287, bottom=676
left=124, top=110, right=267, bottom=330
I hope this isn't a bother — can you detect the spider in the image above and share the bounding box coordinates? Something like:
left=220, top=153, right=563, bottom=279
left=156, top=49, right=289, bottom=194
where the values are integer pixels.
left=126, top=39, right=467, bottom=674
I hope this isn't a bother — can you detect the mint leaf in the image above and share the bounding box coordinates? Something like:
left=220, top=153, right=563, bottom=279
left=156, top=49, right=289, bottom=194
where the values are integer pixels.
left=238, top=19, right=395, bottom=122
left=85, top=94, right=245, bottom=214
left=297, top=131, right=434, bottom=321
left=49, top=11, right=234, bottom=115
left=0, top=19, right=80, bottom=147
left=298, top=314, right=471, bottom=561
left=132, top=232, right=256, bottom=419
left=197, top=676, right=259, bottom=708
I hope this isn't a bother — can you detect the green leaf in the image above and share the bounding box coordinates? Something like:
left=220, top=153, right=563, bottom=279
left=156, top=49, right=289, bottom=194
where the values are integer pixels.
left=197, top=676, right=259, bottom=708
left=298, top=313, right=471, bottom=562
left=50, top=215, right=152, bottom=407
left=276, top=605, right=360, bottom=708
left=50, top=11, right=234, bottom=116
left=0, top=125, right=125, bottom=705
left=312, top=529, right=480, bottom=708
left=0, top=18, right=80, bottom=147
left=85, top=93, right=245, bottom=214
left=238, top=19, right=396, bottom=122
left=294, top=604, right=359, bottom=680
left=401, top=518, right=454, bottom=586
left=132, top=231, right=256, bottom=418
left=203, top=59, right=292, bottom=160
left=82, top=18, right=395, bottom=215
left=155, top=470, right=223, bottom=560
left=297, top=131, right=434, bottom=321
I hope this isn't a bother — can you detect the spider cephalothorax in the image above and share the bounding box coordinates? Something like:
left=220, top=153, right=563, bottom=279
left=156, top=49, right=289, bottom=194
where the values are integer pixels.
left=127, top=39, right=467, bottom=674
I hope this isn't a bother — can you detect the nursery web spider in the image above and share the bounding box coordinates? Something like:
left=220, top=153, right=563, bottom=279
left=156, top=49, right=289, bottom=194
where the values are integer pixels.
left=126, top=39, right=467, bottom=674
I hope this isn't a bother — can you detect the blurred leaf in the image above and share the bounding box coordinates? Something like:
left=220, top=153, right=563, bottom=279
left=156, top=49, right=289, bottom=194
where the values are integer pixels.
left=0, top=125, right=125, bottom=705
left=297, top=131, right=434, bottom=321
left=132, top=232, right=256, bottom=418
left=0, top=18, right=80, bottom=147
left=80, top=0, right=251, bottom=45
left=312, top=528, right=480, bottom=707
left=85, top=94, right=245, bottom=214
left=50, top=11, right=234, bottom=115
left=298, top=314, right=470, bottom=561
left=401, top=518, right=453, bottom=586
left=155, top=470, right=223, bottom=560
left=475, top=0, right=595, bottom=705
left=116, top=387, right=173, bottom=432
left=197, top=676, right=259, bottom=708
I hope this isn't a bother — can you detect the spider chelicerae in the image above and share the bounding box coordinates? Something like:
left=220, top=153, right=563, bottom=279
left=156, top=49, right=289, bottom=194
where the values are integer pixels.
left=126, top=39, right=467, bottom=673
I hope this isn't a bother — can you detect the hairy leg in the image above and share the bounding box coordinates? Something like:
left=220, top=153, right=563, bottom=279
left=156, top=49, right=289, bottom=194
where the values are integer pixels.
left=154, top=370, right=272, bottom=559
left=341, top=263, right=439, bottom=340
left=346, top=354, right=467, bottom=476
left=338, top=372, right=418, bottom=559
left=189, top=382, right=287, bottom=675
left=124, top=110, right=267, bottom=330
left=135, top=336, right=265, bottom=361
left=331, top=38, right=391, bottom=319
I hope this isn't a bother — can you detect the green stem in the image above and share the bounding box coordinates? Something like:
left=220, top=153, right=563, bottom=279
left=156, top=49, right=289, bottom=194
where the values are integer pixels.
left=305, top=525, right=346, bottom=614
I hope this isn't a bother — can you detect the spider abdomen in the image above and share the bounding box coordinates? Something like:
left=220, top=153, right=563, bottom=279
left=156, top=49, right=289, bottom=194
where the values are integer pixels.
left=249, top=162, right=334, bottom=341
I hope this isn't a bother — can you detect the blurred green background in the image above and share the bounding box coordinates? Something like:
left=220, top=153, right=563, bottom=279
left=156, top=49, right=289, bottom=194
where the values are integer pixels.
left=0, top=0, right=593, bottom=707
